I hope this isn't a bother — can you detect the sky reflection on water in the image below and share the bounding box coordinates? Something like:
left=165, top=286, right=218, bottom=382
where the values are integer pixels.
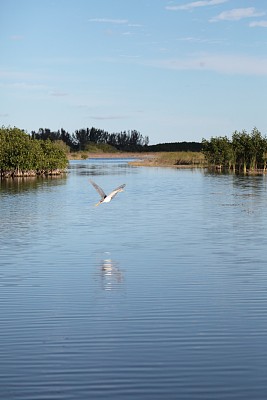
left=1, top=160, right=267, bottom=400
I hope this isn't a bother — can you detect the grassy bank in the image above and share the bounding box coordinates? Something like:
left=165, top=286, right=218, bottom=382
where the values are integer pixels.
left=68, top=149, right=267, bottom=174
left=67, top=150, right=206, bottom=168
left=67, top=151, right=152, bottom=160
left=129, top=151, right=206, bottom=168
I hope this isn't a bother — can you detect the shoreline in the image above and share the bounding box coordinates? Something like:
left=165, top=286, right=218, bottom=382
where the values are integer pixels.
left=68, top=151, right=205, bottom=168
left=68, top=152, right=205, bottom=169
left=71, top=152, right=267, bottom=173
left=68, top=152, right=155, bottom=160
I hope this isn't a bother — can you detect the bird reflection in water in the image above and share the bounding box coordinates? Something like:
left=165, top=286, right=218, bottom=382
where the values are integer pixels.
left=99, top=253, right=124, bottom=291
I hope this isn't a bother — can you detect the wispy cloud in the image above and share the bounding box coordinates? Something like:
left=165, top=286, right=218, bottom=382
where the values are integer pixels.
left=210, top=7, right=265, bottom=22
left=89, top=18, right=128, bottom=24
left=0, top=69, right=36, bottom=80
left=119, top=54, right=140, bottom=59
left=7, top=82, right=48, bottom=91
left=90, top=115, right=129, bottom=120
left=128, top=24, right=142, bottom=28
left=145, top=53, right=267, bottom=76
left=177, top=36, right=224, bottom=45
left=166, top=0, right=228, bottom=11
left=10, top=35, right=24, bottom=41
left=50, top=91, right=68, bottom=97
left=249, top=20, right=267, bottom=28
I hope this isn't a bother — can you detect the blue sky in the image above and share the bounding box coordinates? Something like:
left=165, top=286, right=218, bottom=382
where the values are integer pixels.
left=1, top=0, right=267, bottom=144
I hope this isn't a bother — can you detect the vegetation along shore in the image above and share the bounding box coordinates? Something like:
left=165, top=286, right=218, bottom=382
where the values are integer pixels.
left=0, top=127, right=68, bottom=178
left=128, top=151, right=206, bottom=168
left=1, top=125, right=267, bottom=178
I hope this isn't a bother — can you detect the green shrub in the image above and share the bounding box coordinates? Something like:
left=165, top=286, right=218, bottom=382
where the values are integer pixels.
left=0, top=126, right=68, bottom=177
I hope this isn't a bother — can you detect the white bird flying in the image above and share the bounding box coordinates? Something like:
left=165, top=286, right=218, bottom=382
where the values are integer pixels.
left=89, top=179, right=126, bottom=206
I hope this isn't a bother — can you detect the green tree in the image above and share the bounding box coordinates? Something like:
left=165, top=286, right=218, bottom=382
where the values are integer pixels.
left=202, top=136, right=233, bottom=169
left=39, top=140, right=68, bottom=173
left=0, top=127, right=31, bottom=173
left=203, top=128, right=267, bottom=174
left=249, top=127, right=266, bottom=171
left=232, top=130, right=253, bottom=173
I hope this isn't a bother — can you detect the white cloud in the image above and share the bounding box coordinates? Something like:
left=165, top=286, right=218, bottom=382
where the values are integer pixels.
left=89, top=18, right=128, bottom=24
left=249, top=20, right=267, bottom=28
left=145, top=53, right=267, bottom=76
left=166, top=0, right=228, bottom=11
left=210, top=7, right=265, bottom=22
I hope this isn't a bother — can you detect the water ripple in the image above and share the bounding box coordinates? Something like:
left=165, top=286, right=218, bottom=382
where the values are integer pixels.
left=1, top=164, right=267, bottom=399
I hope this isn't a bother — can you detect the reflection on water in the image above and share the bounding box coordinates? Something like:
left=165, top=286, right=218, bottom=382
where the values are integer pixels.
left=98, top=252, right=124, bottom=291
left=68, top=158, right=137, bottom=177
left=1, top=161, right=267, bottom=400
left=0, top=174, right=67, bottom=194
left=205, top=171, right=266, bottom=215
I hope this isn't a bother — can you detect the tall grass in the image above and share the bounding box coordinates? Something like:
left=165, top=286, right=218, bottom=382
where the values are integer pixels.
left=131, top=152, right=206, bottom=167
left=155, top=151, right=205, bottom=166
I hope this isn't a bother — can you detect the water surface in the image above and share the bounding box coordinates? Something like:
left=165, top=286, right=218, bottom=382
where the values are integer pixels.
left=1, top=160, right=267, bottom=399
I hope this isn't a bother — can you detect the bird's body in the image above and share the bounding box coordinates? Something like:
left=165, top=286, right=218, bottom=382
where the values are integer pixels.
left=89, top=179, right=126, bottom=206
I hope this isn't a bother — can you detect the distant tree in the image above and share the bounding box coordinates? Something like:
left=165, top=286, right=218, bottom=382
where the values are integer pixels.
left=32, top=128, right=61, bottom=141
left=71, top=127, right=149, bottom=152
left=32, top=128, right=76, bottom=150
left=60, top=128, right=76, bottom=150
left=148, top=141, right=202, bottom=152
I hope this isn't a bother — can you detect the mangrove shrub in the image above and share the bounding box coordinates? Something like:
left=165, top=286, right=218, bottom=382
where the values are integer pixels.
left=0, top=126, right=68, bottom=177
left=202, top=128, right=267, bottom=173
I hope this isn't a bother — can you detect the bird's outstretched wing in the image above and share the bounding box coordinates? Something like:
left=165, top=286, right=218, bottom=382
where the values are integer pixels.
left=89, top=179, right=106, bottom=199
left=108, top=184, right=126, bottom=199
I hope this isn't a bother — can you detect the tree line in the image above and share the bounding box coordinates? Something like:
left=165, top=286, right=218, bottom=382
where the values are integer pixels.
left=202, top=127, right=267, bottom=173
left=147, top=141, right=202, bottom=152
left=0, top=126, right=68, bottom=178
left=2, top=124, right=266, bottom=177
left=31, top=128, right=204, bottom=152
left=31, top=127, right=149, bottom=152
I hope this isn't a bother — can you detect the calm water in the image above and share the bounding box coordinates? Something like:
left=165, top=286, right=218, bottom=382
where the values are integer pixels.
left=1, top=159, right=267, bottom=400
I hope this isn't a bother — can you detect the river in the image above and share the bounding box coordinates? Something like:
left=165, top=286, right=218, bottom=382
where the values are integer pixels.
left=1, top=159, right=267, bottom=399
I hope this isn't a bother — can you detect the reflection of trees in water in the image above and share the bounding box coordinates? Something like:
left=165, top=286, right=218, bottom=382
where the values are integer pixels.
left=205, top=173, right=266, bottom=215
left=99, top=254, right=124, bottom=291
left=68, top=160, right=135, bottom=177
left=0, top=175, right=67, bottom=195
